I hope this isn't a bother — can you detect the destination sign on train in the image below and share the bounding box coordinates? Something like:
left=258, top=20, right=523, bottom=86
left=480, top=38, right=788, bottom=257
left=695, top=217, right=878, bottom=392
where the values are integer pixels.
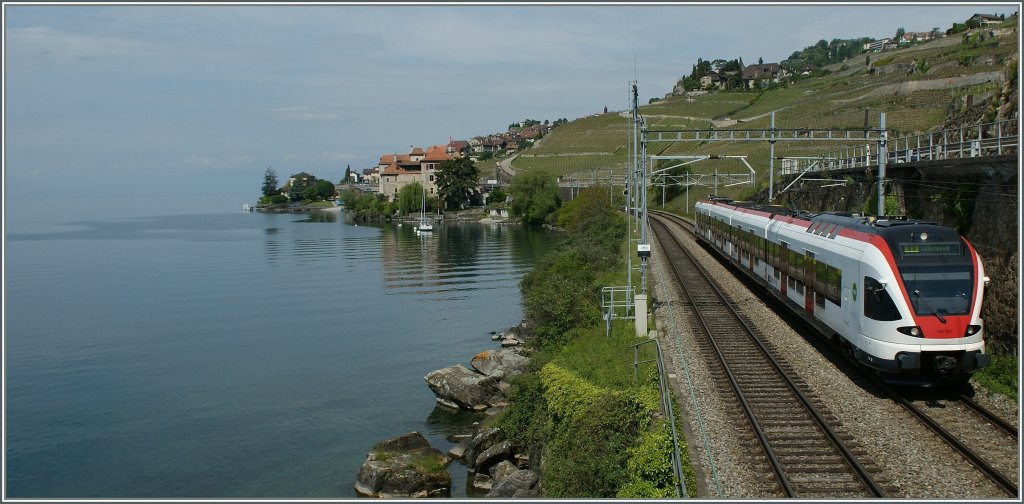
left=899, top=243, right=961, bottom=255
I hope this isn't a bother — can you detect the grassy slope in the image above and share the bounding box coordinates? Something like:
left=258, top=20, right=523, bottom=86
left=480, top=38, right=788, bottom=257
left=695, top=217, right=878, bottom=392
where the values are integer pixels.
left=511, top=19, right=1018, bottom=207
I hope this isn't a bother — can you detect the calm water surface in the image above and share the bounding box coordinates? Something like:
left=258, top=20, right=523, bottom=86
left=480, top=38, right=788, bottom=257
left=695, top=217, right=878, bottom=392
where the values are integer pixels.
left=5, top=208, right=559, bottom=497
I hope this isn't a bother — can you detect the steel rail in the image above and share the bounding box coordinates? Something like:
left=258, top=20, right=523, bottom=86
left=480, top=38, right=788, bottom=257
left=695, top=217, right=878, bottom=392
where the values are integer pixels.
left=654, top=209, right=1016, bottom=498
left=959, top=394, right=1019, bottom=441
left=649, top=217, right=794, bottom=497
left=866, top=374, right=1019, bottom=497
left=650, top=213, right=886, bottom=498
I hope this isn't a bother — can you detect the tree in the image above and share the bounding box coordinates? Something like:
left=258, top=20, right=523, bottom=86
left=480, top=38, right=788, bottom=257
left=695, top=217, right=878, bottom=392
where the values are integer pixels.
left=758, top=56, right=764, bottom=65
left=314, top=179, right=336, bottom=200
left=398, top=181, right=424, bottom=215
left=488, top=186, right=507, bottom=206
left=344, top=165, right=352, bottom=184
left=509, top=170, right=560, bottom=225
left=261, top=166, right=279, bottom=197
left=288, top=173, right=316, bottom=201
left=895, top=27, right=905, bottom=41
left=435, top=157, right=480, bottom=210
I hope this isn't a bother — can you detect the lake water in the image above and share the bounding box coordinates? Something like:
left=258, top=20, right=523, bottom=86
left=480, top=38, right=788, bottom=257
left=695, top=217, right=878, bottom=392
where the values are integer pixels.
left=4, top=207, right=560, bottom=498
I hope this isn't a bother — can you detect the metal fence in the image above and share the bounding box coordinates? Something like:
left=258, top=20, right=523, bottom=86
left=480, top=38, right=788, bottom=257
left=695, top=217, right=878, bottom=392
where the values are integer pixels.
left=782, top=118, right=1018, bottom=175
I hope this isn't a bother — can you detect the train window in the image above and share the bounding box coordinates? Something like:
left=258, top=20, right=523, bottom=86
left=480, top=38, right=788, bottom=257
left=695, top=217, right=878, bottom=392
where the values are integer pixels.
left=816, top=292, right=826, bottom=308
left=864, top=276, right=902, bottom=321
left=827, top=265, right=841, bottom=306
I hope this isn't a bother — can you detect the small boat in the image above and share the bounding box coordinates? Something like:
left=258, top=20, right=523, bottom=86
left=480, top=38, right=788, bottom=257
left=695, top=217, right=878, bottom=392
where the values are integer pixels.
left=417, top=184, right=433, bottom=232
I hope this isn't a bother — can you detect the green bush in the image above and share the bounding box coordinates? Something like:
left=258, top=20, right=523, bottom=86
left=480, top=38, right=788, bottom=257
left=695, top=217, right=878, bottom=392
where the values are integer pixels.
left=538, top=364, right=653, bottom=497
left=509, top=170, right=561, bottom=225
left=520, top=250, right=600, bottom=347
left=973, top=353, right=1018, bottom=401
left=270, top=194, right=289, bottom=204
left=617, top=423, right=678, bottom=498
left=493, top=372, right=548, bottom=449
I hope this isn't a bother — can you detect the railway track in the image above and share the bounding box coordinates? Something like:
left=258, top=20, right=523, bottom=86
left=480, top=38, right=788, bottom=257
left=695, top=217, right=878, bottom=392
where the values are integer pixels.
left=877, top=381, right=1019, bottom=497
left=650, top=209, right=1019, bottom=498
left=649, top=213, right=890, bottom=498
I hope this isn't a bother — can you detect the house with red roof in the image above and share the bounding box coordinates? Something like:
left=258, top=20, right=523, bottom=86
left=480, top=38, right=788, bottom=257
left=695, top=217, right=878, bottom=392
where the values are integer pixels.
left=378, top=145, right=452, bottom=202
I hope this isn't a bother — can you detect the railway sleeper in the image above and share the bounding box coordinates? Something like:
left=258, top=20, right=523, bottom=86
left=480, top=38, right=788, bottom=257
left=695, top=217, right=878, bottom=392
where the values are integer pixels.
left=774, top=448, right=843, bottom=457
left=764, top=425, right=825, bottom=435
left=757, top=415, right=820, bottom=423
left=784, top=464, right=857, bottom=473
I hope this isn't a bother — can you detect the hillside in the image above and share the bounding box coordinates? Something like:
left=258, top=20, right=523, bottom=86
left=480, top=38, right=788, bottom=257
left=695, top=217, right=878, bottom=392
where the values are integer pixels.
left=509, top=16, right=1019, bottom=206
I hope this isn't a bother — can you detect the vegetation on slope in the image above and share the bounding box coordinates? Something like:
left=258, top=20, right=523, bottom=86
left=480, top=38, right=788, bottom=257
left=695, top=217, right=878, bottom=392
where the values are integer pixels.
left=494, top=187, right=695, bottom=497
left=511, top=14, right=1018, bottom=203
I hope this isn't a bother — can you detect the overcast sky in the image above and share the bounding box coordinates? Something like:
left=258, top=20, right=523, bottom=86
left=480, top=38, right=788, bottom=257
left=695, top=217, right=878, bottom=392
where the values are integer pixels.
left=3, top=3, right=1015, bottom=207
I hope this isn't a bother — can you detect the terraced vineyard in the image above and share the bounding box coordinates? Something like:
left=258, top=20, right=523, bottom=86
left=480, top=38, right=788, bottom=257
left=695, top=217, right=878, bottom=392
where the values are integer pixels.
left=511, top=16, right=1018, bottom=198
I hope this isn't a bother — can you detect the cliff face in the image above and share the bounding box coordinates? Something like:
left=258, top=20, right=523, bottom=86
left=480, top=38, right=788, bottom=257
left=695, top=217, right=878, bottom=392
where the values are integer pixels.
left=763, top=160, right=1018, bottom=354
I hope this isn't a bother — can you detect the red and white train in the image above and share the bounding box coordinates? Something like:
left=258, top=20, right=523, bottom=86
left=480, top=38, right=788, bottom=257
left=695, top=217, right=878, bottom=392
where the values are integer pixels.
left=693, top=196, right=991, bottom=385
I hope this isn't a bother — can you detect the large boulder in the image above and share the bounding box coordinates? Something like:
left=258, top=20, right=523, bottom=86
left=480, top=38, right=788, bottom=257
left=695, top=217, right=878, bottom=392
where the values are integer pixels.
left=424, top=365, right=500, bottom=411
left=497, top=321, right=530, bottom=346
left=486, top=469, right=539, bottom=498
left=489, top=460, right=518, bottom=483
left=474, top=441, right=512, bottom=473
left=463, top=428, right=504, bottom=470
left=354, top=432, right=452, bottom=498
left=470, top=349, right=530, bottom=379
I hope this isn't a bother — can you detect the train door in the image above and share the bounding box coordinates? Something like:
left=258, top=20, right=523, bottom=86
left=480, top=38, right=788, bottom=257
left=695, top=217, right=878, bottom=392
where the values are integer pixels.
left=748, top=230, right=755, bottom=270
left=846, top=264, right=860, bottom=336
left=780, top=241, right=789, bottom=297
left=804, top=251, right=816, bottom=313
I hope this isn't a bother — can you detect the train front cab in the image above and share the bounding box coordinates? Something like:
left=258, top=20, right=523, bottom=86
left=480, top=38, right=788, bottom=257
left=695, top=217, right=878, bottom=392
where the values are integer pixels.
left=854, top=231, right=989, bottom=382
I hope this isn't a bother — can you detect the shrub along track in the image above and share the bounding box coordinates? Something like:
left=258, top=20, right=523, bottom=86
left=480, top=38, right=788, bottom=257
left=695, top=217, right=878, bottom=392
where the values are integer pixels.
left=649, top=213, right=892, bottom=498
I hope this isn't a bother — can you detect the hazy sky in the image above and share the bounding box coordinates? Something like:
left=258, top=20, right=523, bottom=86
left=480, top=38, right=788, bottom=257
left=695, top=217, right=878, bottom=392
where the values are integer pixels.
left=3, top=3, right=1015, bottom=207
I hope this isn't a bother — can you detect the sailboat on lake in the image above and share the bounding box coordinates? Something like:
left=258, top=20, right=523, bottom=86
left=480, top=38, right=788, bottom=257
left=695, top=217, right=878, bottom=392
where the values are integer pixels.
left=417, top=183, right=433, bottom=233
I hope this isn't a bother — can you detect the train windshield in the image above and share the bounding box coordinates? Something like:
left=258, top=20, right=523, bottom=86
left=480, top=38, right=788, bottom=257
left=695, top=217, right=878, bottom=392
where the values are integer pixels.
left=897, top=264, right=973, bottom=316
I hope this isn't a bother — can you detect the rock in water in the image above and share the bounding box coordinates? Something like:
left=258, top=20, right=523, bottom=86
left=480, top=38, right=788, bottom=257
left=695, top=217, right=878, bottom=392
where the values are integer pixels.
left=354, top=432, right=452, bottom=498
left=424, top=364, right=500, bottom=411
left=486, top=469, right=540, bottom=498
left=469, top=348, right=529, bottom=378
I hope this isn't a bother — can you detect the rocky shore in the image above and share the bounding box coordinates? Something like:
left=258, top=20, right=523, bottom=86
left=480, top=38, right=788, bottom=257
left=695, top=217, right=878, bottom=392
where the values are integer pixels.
left=354, top=322, right=542, bottom=498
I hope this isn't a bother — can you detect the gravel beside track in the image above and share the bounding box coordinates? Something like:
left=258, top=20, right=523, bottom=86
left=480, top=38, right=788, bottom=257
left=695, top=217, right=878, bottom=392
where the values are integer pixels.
left=650, top=217, right=1020, bottom=499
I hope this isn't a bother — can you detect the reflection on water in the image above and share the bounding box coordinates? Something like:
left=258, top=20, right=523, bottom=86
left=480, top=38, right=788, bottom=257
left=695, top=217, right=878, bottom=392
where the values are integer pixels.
left=6, top=209, right=559, bottom=498
left=425, top=403, right=486, bottom=440
left=260, top=214, right=558, bottom=302
left=377, top=222, right=540, bottom=301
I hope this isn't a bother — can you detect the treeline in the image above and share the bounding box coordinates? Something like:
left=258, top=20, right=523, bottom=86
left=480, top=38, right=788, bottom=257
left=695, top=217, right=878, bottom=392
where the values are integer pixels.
left=781, top=37, right=872, bottom=72
left=492, top=187, right=695, bottom=497
left=677, top=57, right=745, bottom=90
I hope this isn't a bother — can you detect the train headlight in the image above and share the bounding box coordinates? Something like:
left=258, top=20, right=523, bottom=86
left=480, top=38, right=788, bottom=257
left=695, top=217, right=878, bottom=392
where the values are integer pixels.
left=897, top=326, right=923, bottom=337
left=965, top=325, right=982, bottom=336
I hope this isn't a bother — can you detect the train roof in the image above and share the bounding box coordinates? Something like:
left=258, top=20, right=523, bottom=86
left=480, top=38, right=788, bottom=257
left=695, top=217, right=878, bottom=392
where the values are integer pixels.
left=700, top=197, right=960, bottom=241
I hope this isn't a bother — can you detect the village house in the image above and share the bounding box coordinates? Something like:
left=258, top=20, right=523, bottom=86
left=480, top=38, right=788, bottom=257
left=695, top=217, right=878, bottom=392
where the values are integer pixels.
left=899, top=31, right=934, bottom=44
left=863, top=38, right=897, bottom=52
left=741, top=63, right=785, bottom=89
left=377, top=145, right=452, bottom=202
left=700, top=71, right=726, bottom=89
left=969, top=13, right=1004, bottom=26
left=446, top=140, right=472, bottom=157
left=518, top=125, right=544, bottom=140
left=362, top=167, right=380, bottom=185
